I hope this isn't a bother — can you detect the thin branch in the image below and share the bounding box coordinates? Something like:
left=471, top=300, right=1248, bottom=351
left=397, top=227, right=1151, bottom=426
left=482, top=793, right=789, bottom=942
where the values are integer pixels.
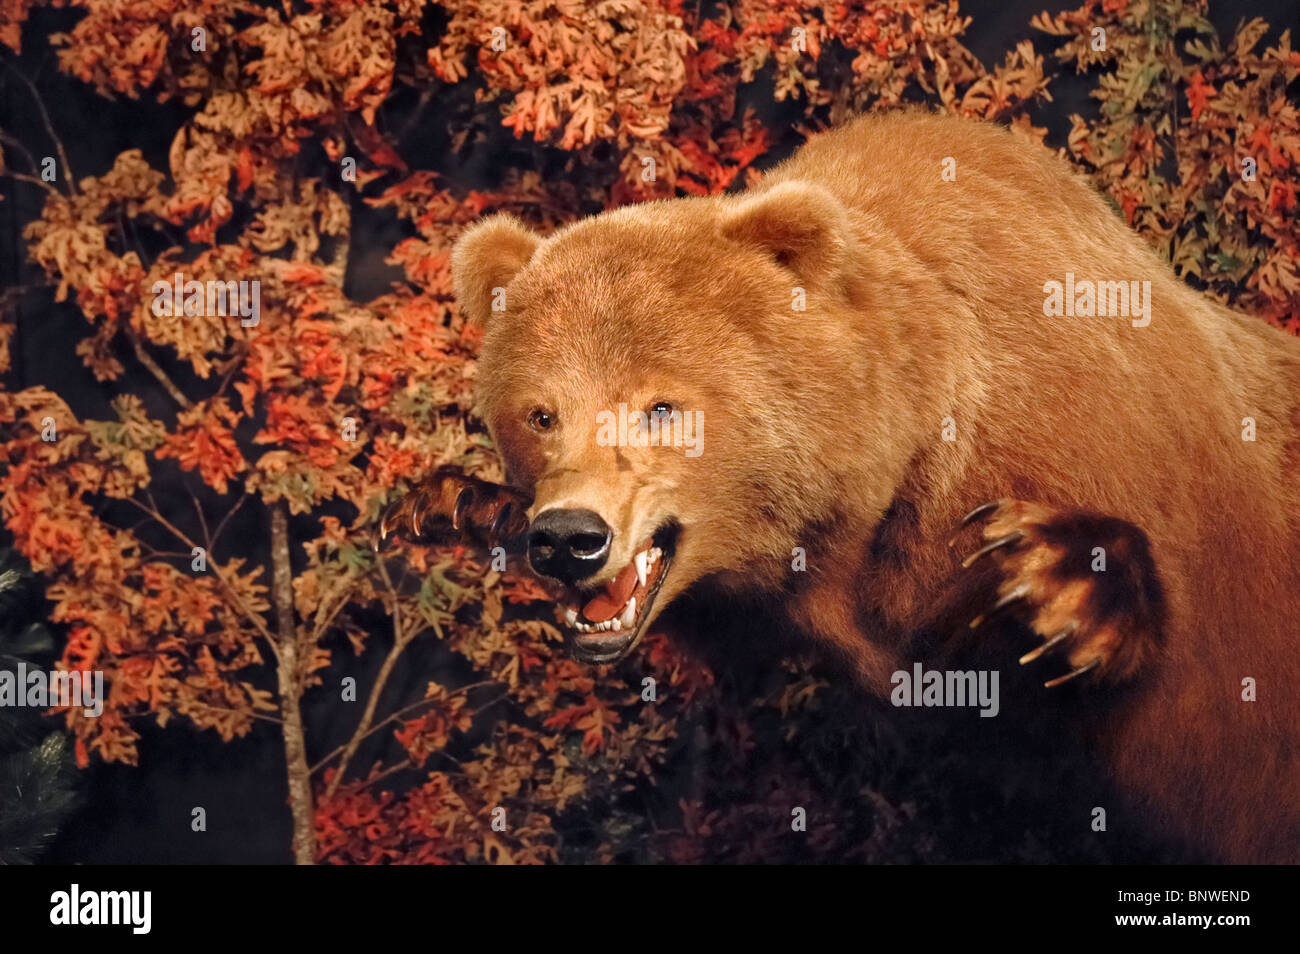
left=309, top=679, right=498, bottom=775
left=0, top=130, right=42, bottom=173
left=120, top=706, right=283, bottom=727
left=309, top=570, right=362, bottom=644
left=183, top=703, right=285, bottom=726
left=0, top=132, right=59, bottom=195
left=120, top=494, right=279, bottom=660
left=324, top=554, right=418, bottom=799
left=0, top=170, right=58, bottom=193
left=339, top=757, right=412, bottom=796
left=125, top=326, right=194, bottom=410
left=209, top=491, right=249, bottom=556
left=137, top=547, right=195, bottom=561
left=118, top=205, right=164, bottom=279
left=3, top=62, right=76, bottom=194
left=326, top=695, right=506, bottom=799
left=210, top=342, right=248, bottom=403
left=191, top=489, right=211, bottom=551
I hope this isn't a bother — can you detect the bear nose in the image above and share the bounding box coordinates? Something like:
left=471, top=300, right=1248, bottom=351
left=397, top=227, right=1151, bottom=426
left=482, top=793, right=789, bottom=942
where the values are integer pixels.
left=528, top=508, right=612, bottom=583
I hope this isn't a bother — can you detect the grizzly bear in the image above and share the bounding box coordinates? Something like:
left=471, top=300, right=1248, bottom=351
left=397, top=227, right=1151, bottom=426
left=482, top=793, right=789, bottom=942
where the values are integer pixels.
left=383, top=110, right=1300, bottom=863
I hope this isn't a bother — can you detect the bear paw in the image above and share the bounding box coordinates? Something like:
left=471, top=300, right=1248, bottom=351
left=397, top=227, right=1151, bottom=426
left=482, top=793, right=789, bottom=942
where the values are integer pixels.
left=376, top=466, right=532, bottom=550
left=952, top=499, right=1166, bottom=687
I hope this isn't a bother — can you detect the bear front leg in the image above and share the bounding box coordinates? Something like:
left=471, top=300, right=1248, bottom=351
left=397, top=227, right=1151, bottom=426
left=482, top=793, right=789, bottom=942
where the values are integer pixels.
left=376, top=466, right=532, bottom=550
left=952, top=499, right=1166, bottom=687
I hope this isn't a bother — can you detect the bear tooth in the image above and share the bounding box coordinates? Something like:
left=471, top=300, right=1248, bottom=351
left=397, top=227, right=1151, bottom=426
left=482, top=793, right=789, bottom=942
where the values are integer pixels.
left=620, top=596, right=637, bottom=629
left=635, top=552, right=648, bottom=588
left=565, top=608, right=578, bottom=626
left=611, top=618, right=622, bottom=632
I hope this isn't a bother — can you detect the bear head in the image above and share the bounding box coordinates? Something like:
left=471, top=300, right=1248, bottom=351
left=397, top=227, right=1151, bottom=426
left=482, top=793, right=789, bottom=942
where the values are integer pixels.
left=453, top=180, right=902, bottom=664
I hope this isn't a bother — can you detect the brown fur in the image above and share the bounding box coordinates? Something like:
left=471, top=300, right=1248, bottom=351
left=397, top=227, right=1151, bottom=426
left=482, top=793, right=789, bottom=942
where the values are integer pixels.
left=452, top=111, right=1300, bottom=863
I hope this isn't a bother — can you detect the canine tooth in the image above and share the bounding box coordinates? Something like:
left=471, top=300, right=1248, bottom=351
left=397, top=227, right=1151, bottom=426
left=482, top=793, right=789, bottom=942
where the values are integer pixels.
left=565, top=608, right=578, bottom=626
left=620, top=597, right=637, bottom=629
left=635, top=552, right=648, bottom=588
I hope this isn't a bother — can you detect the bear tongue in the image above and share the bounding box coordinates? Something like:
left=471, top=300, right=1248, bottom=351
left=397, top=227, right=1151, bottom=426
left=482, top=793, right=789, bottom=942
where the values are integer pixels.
left=581, top=560, right=639, bottom=623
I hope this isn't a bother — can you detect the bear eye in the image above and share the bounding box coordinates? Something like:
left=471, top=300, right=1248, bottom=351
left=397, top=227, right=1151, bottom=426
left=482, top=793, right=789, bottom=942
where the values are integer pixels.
left=527, top=408, right=556, bottom=432
left=648, top=401, right=674, bottom=421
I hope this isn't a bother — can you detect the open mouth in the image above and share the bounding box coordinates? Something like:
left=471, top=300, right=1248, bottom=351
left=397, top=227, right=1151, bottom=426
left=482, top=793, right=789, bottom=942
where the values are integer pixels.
left=556, top=525, right=677, bottom=664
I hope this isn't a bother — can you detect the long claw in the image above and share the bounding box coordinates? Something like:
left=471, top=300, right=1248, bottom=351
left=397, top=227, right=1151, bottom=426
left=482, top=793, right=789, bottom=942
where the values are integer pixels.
left=1019, top=621, right=1078, bottom=664
left=960, top=530, right=1024, bottom=569
left=948, top=500, right=1004, bottom=547
left=1043, top=656, right=1100, bottom=688
left=969, top=582, right=1031, bottom=629
left=377, top=504, right=403, bottom=548
left=960, top=500, right=1003, bottom=526
left=489, top=501, right=522, bottom=542
left=450, top=486, right=474, bottom=532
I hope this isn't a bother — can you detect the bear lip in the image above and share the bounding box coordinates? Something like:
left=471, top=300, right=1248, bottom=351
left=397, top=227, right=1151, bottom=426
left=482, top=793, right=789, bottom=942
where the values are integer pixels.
left=559, top=525, right=677, bottom=664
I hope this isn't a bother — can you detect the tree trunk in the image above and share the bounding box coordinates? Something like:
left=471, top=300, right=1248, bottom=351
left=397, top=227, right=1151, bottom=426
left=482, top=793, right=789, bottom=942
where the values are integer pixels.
left=270, top=503, right=315, bottom=865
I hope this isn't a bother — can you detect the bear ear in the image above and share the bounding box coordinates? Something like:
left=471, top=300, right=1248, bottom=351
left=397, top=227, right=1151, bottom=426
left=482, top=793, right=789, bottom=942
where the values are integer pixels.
left=719, top=180, right=850, bottom=285
left=452, top=213, right=542, bottom=324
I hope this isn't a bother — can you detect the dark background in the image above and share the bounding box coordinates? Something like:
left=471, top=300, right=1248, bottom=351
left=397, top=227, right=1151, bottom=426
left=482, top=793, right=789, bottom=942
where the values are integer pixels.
left=2, top=0, right=1297, bottom=863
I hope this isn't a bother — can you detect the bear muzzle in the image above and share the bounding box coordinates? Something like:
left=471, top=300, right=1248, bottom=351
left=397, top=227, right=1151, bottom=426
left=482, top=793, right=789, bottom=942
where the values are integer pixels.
left=541, top=522, right=678, bottom=665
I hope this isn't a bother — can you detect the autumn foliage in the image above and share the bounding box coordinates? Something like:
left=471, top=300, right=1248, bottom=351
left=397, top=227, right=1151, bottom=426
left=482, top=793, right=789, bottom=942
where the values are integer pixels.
left=0, top=0, right=1295, bottom=864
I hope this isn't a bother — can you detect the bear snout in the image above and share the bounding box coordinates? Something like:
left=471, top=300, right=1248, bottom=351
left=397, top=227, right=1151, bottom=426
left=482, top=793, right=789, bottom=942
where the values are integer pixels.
left=527, top=508, right=613, bottom=583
